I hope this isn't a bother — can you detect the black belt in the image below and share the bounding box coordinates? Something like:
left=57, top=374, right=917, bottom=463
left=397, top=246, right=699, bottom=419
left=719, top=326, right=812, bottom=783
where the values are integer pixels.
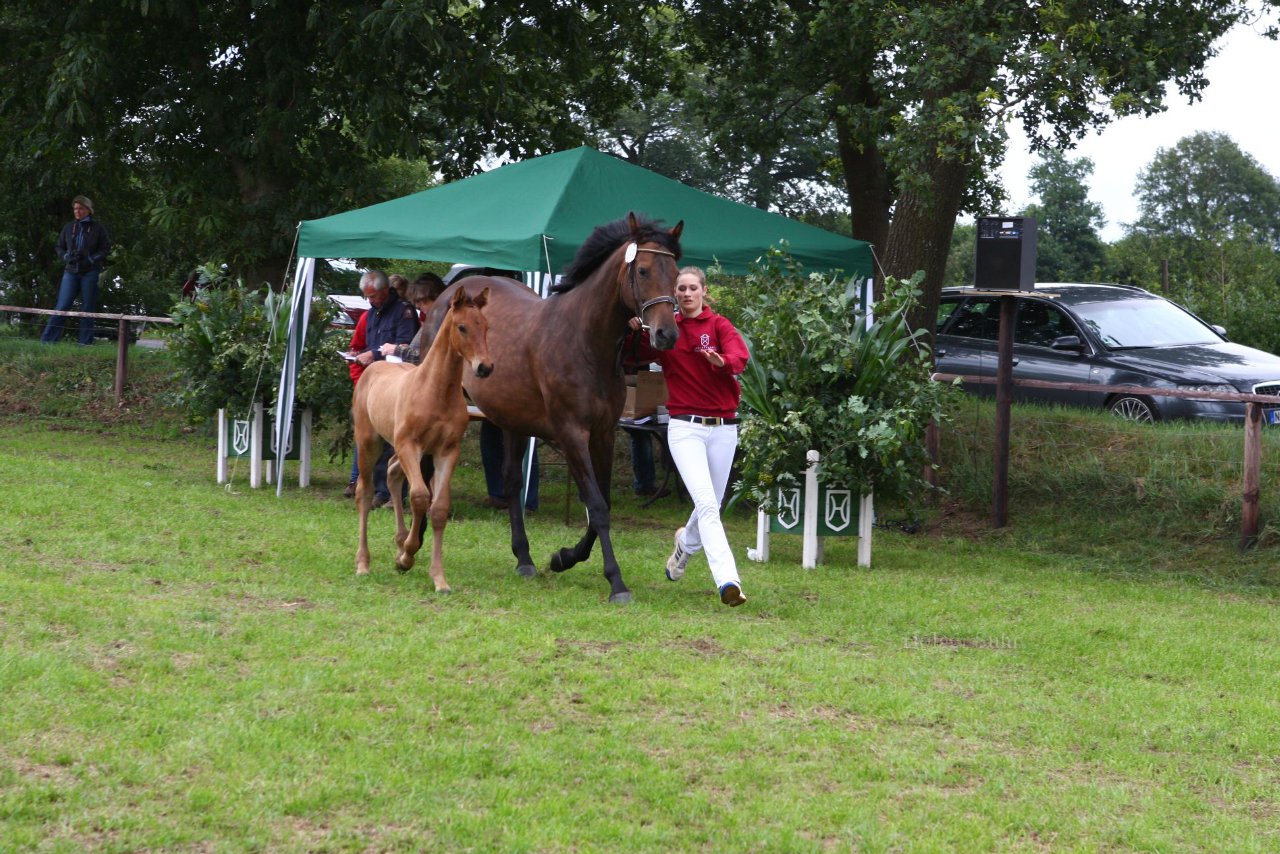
left=670, top=414, right=739, bottom=426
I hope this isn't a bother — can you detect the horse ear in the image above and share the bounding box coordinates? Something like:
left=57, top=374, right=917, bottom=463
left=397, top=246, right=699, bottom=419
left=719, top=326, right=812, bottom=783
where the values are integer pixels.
left=475, top=287, right=490, bottom=308
left=670, top=220, right=684, bottom=241
left=627, top=211, right=640, bottom=233
left=451, top=288, right=467, bottom=310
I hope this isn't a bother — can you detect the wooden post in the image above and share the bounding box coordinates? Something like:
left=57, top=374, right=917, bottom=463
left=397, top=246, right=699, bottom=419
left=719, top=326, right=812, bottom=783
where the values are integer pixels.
left=992, top=295, right=1015, bottom=528
left=1241, top=402, right=1262, bottom=549
left=113, top=319, right=128, bottom=406
left=924, top=418, right=940, bottom=496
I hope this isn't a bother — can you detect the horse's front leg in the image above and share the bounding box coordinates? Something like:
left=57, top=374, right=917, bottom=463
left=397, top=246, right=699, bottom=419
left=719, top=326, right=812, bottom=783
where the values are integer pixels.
left=393, top=440, right=429, bottom=575
left=387, top=455, right=410, bottom=550
left=548, top=481, right=597, bottom=574
left=549, top=432, right=629, bottom=604
left=502, top=431, right=538, bottom=578
left=423, top=447, right=460, bottom=594
left=547, top=429, right=603, bottom=573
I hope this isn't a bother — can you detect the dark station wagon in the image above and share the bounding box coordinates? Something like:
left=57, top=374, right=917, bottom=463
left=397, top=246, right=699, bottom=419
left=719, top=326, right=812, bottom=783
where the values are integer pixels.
left=935, top=282, right=1280, bottom=423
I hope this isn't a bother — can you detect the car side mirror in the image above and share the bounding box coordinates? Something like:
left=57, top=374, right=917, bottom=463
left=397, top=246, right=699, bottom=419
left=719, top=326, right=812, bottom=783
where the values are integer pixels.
left=1210, top=324, right=1228, bottom=339
left=1050, top=335, right=1085, bottom=353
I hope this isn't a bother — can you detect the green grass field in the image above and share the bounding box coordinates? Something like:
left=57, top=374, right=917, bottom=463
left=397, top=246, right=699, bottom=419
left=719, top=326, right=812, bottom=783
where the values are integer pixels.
left=3, top=341, right=1280, bottom=852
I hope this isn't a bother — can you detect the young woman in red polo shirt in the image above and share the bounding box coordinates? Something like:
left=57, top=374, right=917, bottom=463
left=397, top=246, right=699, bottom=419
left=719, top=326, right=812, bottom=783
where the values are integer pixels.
left=628, top=266, right=751, bottom=607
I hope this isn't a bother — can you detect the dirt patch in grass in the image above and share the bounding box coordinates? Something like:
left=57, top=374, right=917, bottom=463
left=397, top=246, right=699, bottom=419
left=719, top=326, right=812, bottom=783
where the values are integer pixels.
left=9, top=755, right=78, bottom=788
left=555, top=637, right=621, bottom=656
left=925, top=499, right=996, bottom=541
left=675, top=637, right=725, bottom=656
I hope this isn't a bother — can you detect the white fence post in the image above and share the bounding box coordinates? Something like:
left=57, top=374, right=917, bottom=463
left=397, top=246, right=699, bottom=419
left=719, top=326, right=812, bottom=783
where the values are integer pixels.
left=748, top=508, right=770, bottom=563
left=216, top=409, right=228, bottom=483
left=858, top=493, right=874, bottom=568
left=218, top=404, right=311, bottom=491
left=802, top=449, right=821, bottom=569
left=746, top=449, right=871, bottom=568
left=250, top=402, right=263, bottom=489
left=299, top=409, right=312, bottom=488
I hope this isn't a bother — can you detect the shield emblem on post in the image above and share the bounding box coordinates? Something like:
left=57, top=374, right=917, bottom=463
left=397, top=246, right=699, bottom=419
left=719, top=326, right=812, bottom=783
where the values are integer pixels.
left=824, top=489, right=852, bottom=533
left=774, top=486, right=802, bottom=530
left=271, top=424, right=293, bottom=458
left=232, top=420, right=251, bottom=456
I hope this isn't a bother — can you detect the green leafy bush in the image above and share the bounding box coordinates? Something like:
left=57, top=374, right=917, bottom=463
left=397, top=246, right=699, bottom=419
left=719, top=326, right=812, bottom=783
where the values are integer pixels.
left=166, top=265, right=352, bottom=429
left=735, top=249, right=953, bottom=506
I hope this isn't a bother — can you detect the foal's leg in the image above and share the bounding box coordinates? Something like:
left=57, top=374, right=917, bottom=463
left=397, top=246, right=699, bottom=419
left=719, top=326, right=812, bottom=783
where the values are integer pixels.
left=423, top=446, right=461, bottom=594
left=354, top=436, right=382, bottom=576
left=393, top=438, right=429, bottom=574
left=502, top=430, right=538, bottom=578
left=387, top=455, right=410, bottom=549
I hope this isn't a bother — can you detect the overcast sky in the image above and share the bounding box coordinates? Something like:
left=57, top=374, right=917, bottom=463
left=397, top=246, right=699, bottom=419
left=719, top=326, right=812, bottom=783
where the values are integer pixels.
left=999, top=20, right=1280, bottom=242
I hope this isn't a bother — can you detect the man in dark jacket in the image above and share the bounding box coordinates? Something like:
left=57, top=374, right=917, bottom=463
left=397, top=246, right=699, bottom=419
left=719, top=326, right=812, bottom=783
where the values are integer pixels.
left=353, top=270, right=419, bottom=366
left=351, top=269, right=419, bottom=506
left=41, top=195, right=112, bottom=345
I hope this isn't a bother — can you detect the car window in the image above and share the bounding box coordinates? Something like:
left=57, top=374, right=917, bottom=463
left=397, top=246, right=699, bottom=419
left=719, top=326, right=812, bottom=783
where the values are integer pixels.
left=1070, top=297, right=1220, bottom=349
left=943, top=298, right=999, bottom=341
left=1015, top=300, right=1075, bottom=347
left=936, top=299, right=962, bottom=332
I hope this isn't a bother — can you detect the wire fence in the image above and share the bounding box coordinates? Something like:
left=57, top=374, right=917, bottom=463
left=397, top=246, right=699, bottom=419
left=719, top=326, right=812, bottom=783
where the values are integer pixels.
left=935, top=392, right=1280, bottom=549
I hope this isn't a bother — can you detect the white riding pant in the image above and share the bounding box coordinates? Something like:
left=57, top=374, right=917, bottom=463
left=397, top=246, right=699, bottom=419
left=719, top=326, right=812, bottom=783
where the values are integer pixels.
left=666, top=419, right=740, bottom=590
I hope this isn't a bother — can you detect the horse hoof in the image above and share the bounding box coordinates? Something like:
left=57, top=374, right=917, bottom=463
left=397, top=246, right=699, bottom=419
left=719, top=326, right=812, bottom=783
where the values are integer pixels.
left=395, top=562, right=412, bottom=574
left=516, top=564, right=538, bottom=578
left=549, top=548, right=575, bottom=573
left=609, top=591, right=633, bottom=605
left=436, top=587, right=453, bottom=595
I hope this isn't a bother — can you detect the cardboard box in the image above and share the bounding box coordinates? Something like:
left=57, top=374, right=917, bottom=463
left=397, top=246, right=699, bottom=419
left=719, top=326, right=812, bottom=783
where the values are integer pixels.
left=622, top=371, right=668, bottom=419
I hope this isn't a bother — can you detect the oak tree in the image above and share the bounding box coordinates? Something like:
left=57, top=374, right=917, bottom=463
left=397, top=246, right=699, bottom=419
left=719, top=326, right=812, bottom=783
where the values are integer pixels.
left=684, top=0, right=1277, bottom=334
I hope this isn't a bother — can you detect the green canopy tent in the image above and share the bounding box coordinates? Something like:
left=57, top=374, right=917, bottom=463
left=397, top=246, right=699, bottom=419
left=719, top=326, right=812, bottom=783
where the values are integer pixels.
left=276, top=146, right=872, bottom=495
left=296, top=145, right=872, bottom=276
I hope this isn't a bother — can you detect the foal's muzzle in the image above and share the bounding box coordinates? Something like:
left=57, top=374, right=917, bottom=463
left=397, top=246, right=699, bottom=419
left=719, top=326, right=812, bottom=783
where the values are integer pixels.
left=474, top=360, right=494, bottom=379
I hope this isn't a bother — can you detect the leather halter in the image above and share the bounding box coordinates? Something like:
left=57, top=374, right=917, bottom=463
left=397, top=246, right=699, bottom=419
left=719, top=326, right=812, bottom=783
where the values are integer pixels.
left=626, top=245, right=678, bottom=331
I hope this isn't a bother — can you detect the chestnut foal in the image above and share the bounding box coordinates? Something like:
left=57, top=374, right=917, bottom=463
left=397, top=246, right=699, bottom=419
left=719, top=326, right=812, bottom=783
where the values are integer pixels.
left=351, top=288, right=492, bottom=591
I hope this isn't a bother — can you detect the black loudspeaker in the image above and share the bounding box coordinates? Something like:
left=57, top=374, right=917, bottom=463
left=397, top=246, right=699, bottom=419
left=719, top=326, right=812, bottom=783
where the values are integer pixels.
left=974, top=216, right=1037, bottom=290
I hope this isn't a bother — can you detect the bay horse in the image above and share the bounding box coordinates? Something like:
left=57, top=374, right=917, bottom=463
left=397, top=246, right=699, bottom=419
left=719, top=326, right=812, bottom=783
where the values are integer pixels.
left=422, top=213, right=683, bottom=604
left=351, top=287, right=493, bottom=591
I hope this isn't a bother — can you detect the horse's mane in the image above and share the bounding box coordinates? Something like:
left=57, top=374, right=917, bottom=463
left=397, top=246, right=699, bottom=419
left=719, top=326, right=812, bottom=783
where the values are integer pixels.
left=550, top=215, right=682, bottom=295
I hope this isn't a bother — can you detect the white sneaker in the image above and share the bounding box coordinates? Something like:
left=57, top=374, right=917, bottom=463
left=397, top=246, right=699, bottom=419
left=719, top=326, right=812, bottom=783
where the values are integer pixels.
left=665, top=527, right=690, bottom=581
left=719, top=582, right=747, bottom=607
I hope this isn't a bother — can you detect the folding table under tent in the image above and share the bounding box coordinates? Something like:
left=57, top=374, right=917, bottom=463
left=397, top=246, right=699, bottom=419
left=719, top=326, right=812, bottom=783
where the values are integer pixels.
left=275, top=145, right=874, bottom=495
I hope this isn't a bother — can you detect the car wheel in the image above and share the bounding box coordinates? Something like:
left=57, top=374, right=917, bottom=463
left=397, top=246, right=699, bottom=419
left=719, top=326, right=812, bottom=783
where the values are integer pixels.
left=1108, top=395, right=1158, bottom=423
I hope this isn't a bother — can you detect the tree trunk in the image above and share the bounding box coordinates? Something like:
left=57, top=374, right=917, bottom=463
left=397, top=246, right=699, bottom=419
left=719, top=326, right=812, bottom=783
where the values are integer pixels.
left=883, top=155, right=974, bottom=343
left=833, top=76, right=891, bottom=290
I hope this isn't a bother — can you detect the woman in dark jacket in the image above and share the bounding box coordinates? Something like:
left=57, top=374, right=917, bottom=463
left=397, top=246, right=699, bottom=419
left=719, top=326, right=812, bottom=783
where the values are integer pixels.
left=41, top=195, right=112, bottom=345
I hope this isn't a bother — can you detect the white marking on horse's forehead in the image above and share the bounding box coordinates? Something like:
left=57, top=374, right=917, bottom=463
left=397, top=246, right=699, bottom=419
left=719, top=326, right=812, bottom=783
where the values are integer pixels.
left=624, top=242, right=638, bottom=263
